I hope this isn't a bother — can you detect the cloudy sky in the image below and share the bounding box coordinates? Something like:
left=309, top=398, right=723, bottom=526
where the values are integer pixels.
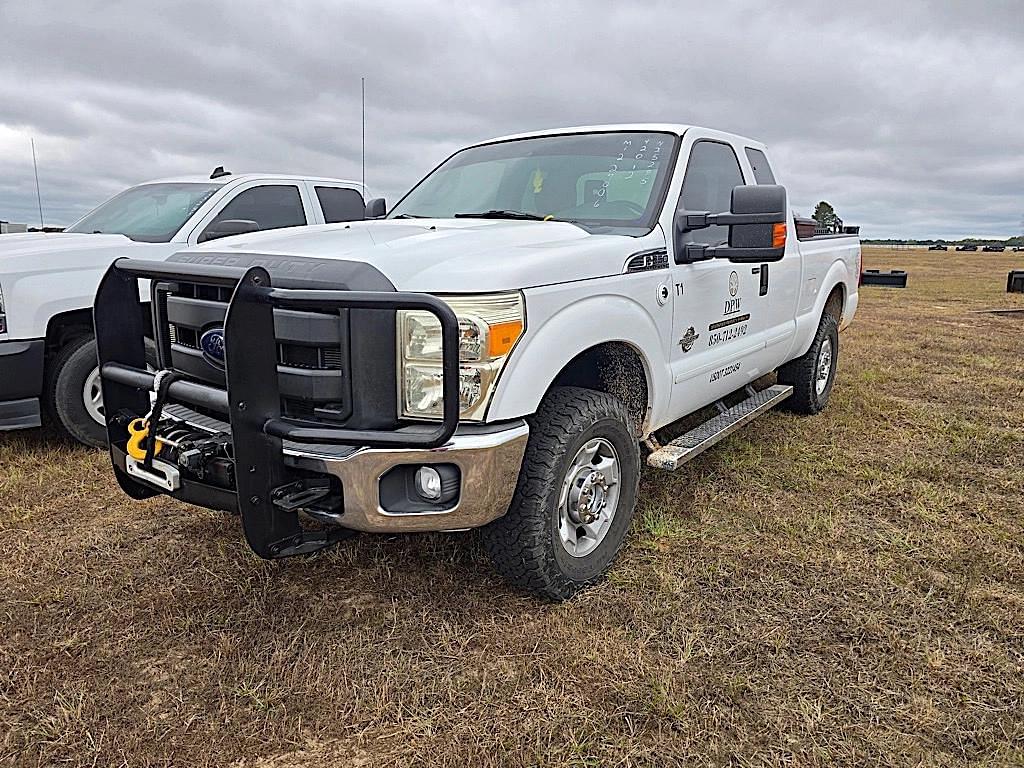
left=1, top=0, right=1021, bottom=239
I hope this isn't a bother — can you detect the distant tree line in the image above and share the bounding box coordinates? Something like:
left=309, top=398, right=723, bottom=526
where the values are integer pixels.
left=813, top=200, right=1024, bottom=246
left=861, top=236, right=1024, bottom=246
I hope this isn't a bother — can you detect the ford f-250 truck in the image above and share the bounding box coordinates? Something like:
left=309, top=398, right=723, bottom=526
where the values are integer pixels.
left=93, top=124, right=859, bottom=600
left=0, top=170, right=372, bottom=447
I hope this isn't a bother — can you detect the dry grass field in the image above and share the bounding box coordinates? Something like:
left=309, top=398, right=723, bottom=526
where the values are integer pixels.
left=1, top=247, right=1022, bottom=767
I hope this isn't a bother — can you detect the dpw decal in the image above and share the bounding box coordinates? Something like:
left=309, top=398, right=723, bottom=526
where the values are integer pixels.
left=723, top=297, right=742, bottom=315
left=709, top=362, right=741, bottom=383
left=708, top=314, right=750, bottom=331
left=708, top=323, right=748, bottom=347
left=679, top=326, right=699, bottom=353
left=707, top=314, right=750, bottom=347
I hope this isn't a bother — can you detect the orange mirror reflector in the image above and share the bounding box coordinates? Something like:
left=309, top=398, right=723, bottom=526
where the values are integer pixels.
left=772, top=222, right=788, bottom=249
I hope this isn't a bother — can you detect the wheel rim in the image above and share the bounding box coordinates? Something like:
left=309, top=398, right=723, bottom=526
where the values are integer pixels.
left=557, top=437, right=621, bottom=558
left=816, top=338, right=833, bottom=396
left=83, top=365, right=105, bottom=426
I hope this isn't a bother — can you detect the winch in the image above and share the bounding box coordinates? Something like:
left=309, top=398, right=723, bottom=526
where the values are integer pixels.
left=121, top=370, right=235, bottom=492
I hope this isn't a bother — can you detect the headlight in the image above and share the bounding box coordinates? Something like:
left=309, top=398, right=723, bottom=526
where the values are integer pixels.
left=398, top=292, right=524, bottom=420
left=0, top=283, right=6, bottom=334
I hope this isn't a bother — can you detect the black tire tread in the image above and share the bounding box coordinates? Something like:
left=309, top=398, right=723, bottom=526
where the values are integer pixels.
left=778, top=312, right=839, bottom=415
left=482, top=386, right=640, bottom=601
left=50, top=335, right=107, bottom=448
left=48, top=334, right=155, bottom=448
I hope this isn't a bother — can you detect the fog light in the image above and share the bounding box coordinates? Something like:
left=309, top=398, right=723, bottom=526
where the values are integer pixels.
left=415, top=466, right=443, bottom=501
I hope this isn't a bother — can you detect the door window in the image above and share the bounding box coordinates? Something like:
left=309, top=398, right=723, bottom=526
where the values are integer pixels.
left=679, top=141, right=744, bottom=246
left=200, top=184, right=306, bottom=240
left=315, top=186, right=365, bottom=223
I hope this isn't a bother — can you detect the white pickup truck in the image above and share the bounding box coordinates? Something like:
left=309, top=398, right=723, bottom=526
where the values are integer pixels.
left=93, top=124, right=859, bottom=599
left=0, top=170, right=372, bottom=446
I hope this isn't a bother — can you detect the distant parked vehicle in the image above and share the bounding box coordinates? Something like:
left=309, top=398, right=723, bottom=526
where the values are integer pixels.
left=928, top=244, right=948, bottom=251
left=982, top=244, right=1006, bottom=252
left=955, top=244, right=978, bottom=252
left=1013, top=246, right=1024, bottom=252
left=0, top=169, right=373, bottom=447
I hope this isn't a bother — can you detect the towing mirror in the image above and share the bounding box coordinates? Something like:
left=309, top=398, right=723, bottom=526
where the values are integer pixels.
left=365, top=197, right=387, bottom=219
left=674, top=185, right=788, bottom=264
left=199, top=219, right=260, bottom=243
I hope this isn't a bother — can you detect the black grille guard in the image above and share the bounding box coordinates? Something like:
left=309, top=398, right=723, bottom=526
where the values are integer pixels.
left=94, top=257, right=460, bottom=558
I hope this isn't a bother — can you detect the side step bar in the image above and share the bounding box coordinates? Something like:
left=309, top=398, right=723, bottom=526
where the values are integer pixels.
left=647, top=384, right=793, bottom=471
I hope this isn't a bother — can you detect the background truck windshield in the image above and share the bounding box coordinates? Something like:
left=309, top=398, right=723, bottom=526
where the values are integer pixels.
left=389, top=131, right=678, bottom=230
left=66, top=182, right=221, bottom=242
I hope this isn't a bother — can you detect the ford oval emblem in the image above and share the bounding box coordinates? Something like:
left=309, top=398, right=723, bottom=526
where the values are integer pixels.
left=200, top=327, right=226, bottom=368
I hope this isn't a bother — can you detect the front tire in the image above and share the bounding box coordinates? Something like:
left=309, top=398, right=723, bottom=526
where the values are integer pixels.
left=48, top=335, right=156, bottom=448
left=482, top=386, right=641, bottom=601
left=49, top=335, right=109, bottom=448
left=778, top=312, right=839, bottom=415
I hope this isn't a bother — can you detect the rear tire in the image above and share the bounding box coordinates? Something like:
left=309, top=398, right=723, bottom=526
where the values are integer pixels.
left=482, top=386, right=641, bottom=601
left=778, top=312, right=839, bottom=415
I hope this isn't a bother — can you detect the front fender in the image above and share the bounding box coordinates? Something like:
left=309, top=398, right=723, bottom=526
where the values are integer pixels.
left=9, top=266, right=112, bottom=339
left=486, top=286, right=669, bottom=427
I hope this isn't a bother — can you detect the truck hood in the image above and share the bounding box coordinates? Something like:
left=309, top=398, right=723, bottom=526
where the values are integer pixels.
left=177, top=219, right=659, bottom=292
left=0, top=232, right=136, bottom=273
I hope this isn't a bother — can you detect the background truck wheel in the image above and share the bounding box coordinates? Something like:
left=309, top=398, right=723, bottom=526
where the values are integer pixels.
left=482, top=386, right=641, bottom=601
left=778, top=312, right=839, bottom=415
left=48, top=335, right=155, bottom=448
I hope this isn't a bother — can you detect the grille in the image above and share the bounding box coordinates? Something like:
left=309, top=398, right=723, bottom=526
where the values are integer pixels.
left=168, top=324, right=342, bottom=371
left=173, top=283, right=234, bottom=302
left=160, top=282, right=353, bottom=423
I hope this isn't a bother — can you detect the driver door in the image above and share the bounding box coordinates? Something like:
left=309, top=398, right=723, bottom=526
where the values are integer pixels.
left=187, top=182, right=312, bottom=244
left=667, top=139, right=771, bottom=418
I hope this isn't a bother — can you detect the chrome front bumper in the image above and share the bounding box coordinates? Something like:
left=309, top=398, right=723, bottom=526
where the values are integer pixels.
left=286, top=422, right=530, bottom=533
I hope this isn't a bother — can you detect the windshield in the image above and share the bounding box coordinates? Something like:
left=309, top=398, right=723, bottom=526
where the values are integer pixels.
left=66, top=182, right=222, bottom=242
left=389, top=131, right=678, bottom=232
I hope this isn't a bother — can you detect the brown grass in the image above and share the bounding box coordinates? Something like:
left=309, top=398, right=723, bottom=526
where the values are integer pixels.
left=2, top=248, right=1023, bottom=767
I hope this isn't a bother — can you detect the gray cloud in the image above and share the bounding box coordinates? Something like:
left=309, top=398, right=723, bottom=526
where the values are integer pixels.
left=1, top=0, right=1021, bottom=239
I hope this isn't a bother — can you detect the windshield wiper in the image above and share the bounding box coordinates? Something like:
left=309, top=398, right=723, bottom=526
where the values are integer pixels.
left=391, top=213, right=427, bottom=219
left=454, top=209, right=547, bottom=221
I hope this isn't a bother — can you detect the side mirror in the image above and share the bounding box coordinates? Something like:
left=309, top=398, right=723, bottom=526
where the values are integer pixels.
left=365, top=198, right=387, bottom=219
left=674, top=185, right=788, bottom=264
left=199, top=219, right=260, bottom=243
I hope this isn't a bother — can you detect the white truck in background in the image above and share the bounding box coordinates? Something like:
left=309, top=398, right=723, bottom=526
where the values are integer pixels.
left=0, top=170, right=376, bottom=446
left=93, top=124, right=860, bottom=600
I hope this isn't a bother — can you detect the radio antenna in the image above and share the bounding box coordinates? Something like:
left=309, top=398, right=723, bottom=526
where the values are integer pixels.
left=361, top=76, right=366, bottom=192
left=31, top=138, right=44, bottom=229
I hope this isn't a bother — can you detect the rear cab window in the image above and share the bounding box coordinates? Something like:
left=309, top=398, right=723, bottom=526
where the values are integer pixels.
left=744, top=148, right=776, bottom=184
left=315, top=186, right=366, bottom=223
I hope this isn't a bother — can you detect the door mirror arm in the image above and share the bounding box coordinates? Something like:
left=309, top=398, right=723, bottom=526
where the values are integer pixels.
left=679, top=210, right=787, bottom=232
left=678, top=243, right=785, bottom=263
